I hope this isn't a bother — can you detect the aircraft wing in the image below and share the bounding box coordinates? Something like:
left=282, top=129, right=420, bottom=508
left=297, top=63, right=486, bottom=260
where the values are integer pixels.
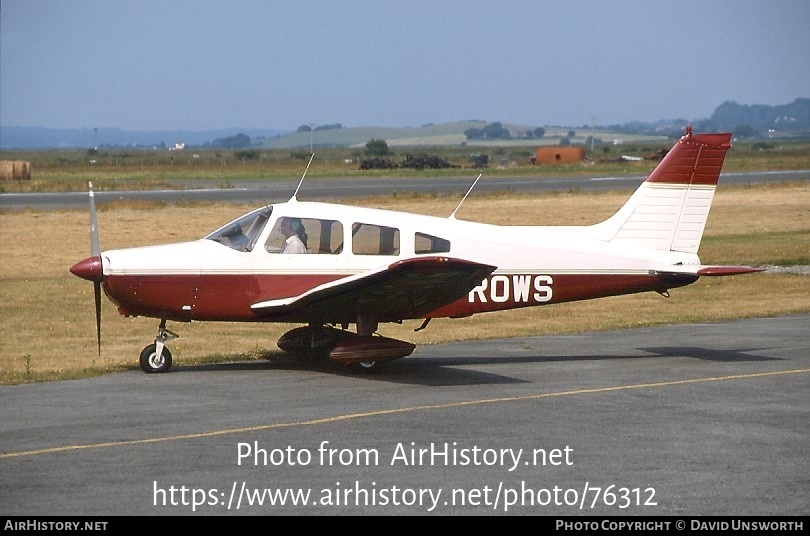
left=251, top=256, right=497, bottom=323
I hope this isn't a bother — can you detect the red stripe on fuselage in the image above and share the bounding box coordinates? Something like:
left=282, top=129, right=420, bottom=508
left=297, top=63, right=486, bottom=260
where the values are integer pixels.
left=104, top=271, right=697, bottom=323
left=426, top=272, right=697, bottom=318
left=105, top=273, right=345, bottom=321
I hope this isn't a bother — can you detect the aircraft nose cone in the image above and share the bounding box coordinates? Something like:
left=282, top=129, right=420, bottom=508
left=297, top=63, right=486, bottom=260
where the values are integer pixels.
left=70, top=256, right=103, bottom=282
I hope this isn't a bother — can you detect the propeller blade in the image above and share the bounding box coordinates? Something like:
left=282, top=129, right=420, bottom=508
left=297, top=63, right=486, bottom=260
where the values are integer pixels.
left=94, top=281, right=102, bottom=356
left=89, top=182, right=101, bottom=355
left=89, top=181, right=100, bottom=258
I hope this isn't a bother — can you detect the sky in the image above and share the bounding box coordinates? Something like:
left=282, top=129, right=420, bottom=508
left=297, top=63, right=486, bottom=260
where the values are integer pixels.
left=1, top=0, right=808, bottom=132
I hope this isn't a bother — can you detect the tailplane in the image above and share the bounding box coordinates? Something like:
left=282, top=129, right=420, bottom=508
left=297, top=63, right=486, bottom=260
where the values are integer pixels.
left=595, top=126, right=732, bottom=254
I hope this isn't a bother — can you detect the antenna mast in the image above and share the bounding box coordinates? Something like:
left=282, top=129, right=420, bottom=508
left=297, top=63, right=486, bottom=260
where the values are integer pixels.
left=450, top=173, right=482, bottom=219
left=290, top=153, right=315, bottom=201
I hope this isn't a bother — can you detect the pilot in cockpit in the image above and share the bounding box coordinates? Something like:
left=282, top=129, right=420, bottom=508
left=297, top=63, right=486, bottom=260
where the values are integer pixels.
left=279, top=217, right=308, bottom=254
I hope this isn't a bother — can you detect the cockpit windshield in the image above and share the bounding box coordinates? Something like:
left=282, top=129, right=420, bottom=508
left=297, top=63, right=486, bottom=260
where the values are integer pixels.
left=205, top=206, right=273, bottom=252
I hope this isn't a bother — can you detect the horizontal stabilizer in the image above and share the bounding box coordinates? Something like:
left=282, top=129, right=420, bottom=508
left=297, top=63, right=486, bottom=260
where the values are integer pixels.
left=696, top=265, right=767, bottom=276
left=655, top=264, right=766, bottom=277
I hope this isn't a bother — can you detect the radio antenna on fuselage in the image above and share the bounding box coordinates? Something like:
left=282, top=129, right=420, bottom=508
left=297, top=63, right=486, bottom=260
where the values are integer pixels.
left=290, top=152, right=315, bottom=202
left=450, top=173, right=483, bottom=219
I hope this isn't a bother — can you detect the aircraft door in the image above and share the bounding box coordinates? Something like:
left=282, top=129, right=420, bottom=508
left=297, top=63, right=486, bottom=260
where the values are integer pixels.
left=195, top=207, right=274, bottom=320
left=256, top=217, right=348, bottom=301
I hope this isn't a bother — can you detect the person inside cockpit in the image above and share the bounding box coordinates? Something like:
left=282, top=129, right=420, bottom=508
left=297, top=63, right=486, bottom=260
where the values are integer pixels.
left=279, top=217, right=308, bottom=253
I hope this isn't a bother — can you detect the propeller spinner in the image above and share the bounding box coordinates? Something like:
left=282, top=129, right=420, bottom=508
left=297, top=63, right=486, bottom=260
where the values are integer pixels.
left=69, top=182, right=103, bottom=355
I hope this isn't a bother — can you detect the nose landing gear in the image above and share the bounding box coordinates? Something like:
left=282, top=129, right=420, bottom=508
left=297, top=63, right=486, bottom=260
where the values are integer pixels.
left=139, top=319, right=178, bottom=373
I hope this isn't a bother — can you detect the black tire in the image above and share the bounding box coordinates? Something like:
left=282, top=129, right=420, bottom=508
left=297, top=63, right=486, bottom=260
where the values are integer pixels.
left=139, top=343, right=173, bottom=373
left=348, top=360, right=381, bottom=373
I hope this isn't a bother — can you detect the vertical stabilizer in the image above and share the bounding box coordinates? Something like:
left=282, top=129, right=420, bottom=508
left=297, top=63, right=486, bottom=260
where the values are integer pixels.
left=595, top=127, right=732, bottom=253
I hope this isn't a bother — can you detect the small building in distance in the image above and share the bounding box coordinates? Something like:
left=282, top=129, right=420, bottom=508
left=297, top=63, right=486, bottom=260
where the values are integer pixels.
left=529, top=146, right=585, bottom=165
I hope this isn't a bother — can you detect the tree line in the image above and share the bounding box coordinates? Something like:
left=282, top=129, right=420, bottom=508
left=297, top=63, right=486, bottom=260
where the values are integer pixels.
left=464, top=122, right=546, bottom=140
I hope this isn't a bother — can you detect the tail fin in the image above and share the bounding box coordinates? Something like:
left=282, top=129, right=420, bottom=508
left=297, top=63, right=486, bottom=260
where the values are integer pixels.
left=595, top=126, right=732, bottom=254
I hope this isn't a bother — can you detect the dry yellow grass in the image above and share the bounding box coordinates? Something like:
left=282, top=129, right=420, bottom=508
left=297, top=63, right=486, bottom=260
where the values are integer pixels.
left=1, top=182, right=808, bottom=384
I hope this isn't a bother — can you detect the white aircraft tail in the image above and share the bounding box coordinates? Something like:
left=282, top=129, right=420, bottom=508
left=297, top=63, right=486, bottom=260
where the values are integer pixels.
left=594, top=127, right=732, bottom=254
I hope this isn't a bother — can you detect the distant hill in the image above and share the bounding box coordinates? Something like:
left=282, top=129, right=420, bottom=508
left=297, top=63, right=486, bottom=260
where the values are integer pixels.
left=0, top=127, right=289, bottom=150
left=261, top=121, right=493, bottom=149
left=706, top=98, right=809, bottom=134
left=259, top=122, right=677, bottom=149
left=260, top=99, right=810, bottom=148
left=1, top=99, right=806, bottom=149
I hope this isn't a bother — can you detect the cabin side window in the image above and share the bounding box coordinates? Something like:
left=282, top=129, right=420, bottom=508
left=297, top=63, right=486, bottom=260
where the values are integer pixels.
left=264, top=218, right=343, bottom=254
left=415, top=232, right=450, bottom=254
left=351, top=223, right=400, bottom=256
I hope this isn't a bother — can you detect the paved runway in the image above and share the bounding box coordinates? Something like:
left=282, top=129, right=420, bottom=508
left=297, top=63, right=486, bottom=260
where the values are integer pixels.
left=1, top=170, right=807, bottom=210
left=1, top=314, right=808, bottom=516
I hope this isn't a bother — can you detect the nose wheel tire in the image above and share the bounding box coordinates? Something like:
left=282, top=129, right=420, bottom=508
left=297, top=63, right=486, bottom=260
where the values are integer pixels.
left=139, top=343, right=173, bottom=373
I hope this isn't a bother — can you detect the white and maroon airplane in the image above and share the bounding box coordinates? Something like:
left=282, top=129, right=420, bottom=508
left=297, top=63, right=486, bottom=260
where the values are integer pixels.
left=71, top=126, right=763, bottom=373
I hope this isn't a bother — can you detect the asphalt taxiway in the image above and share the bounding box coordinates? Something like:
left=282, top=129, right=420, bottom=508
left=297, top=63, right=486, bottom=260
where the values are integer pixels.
left=1, top=314, right=807, bottom=516
left=1, top=170, right=806, bottom=210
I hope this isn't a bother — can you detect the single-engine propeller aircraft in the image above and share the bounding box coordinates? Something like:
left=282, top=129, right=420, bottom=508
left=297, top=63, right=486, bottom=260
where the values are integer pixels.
left=71, top=127, right=764, bottom=374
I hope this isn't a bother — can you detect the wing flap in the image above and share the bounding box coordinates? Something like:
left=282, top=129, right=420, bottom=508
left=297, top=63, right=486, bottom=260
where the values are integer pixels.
left=251, top=256, right=496, bottom=323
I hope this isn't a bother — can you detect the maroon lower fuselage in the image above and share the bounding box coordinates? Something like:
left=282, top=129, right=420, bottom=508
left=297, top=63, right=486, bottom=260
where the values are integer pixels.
left=102, top=270, right=696, bottom=323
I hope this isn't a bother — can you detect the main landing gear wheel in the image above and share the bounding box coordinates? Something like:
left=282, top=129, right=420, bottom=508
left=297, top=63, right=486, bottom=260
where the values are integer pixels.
left=348, top=360, right=381, bottom=373
left=139, top=343, right=173, bottom=374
